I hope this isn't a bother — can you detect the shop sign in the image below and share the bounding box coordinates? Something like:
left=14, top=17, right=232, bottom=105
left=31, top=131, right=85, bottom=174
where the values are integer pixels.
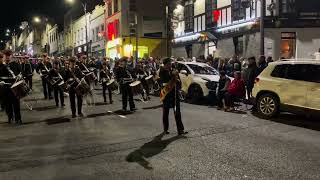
left=217, top=20, right=257, bottom=35
left=173, top=33, right=201, bottom=44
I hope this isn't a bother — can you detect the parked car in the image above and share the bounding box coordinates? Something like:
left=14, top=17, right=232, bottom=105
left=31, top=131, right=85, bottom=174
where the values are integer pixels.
left=252, top=60, right=320, bottom=118
left=175, top=62, right=220, bottom=103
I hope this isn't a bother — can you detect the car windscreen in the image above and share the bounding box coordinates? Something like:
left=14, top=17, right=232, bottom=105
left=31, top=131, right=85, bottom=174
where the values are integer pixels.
left=187, top=64, right=218, bottom=75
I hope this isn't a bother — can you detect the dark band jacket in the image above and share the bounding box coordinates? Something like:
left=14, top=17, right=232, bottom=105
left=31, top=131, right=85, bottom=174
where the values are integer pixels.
left=66, top=67, right=85, bottom=88
left=117, top=67, right=134, bottom=84
left=0, top=64, right=17, bottom=87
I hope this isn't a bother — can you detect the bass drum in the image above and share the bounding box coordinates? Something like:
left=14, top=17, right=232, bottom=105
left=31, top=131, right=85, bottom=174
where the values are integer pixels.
left=107, top=79, right=118, bottom=91
left=11, top=80, right=30, bottom=99
left=75, top=79, right=91, bottom=96
left=130, top=81, right=143, bottom=96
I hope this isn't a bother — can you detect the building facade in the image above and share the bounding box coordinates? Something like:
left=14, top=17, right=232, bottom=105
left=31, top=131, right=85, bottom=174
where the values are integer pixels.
left=90, top=5, right=106, bottom=58
left=104, top=0, right=166, bottom=59
left=48, top=24, right=59, bottom=56
left=72, top=13, right=91, bottom=56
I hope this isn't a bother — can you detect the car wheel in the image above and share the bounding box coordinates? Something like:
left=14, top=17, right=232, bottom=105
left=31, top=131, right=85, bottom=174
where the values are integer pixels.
left=257, top=93, right=279, bottom=119
left=187, top=84, right=203, bottom=104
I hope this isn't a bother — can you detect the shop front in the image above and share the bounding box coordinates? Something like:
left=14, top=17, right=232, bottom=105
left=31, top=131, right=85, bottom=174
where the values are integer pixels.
left=74, top=43, right=90, bottom=56
left=172, top=32, right=217, bottom=59
left=106, top=37, right=165, bottom=59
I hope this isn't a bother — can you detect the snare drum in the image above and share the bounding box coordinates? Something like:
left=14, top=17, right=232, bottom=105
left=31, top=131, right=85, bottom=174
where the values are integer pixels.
left=85, top=72, right=96, bottom=83
left=75, top=78, right=91, bottom=96
left=11, top=80, right=30, bottom=99
left=145, top=75, right=154, bottom=86
left=45, top=76, right=56, bottom=86
left=130, top=81, right=143, bottom=96
left=107, top=79, right=118, bottom=91
left=58, top=81, right=70, bottom=93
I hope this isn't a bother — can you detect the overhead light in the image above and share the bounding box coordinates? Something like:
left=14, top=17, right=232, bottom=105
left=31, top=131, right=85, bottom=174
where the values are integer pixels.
left=33, top=16, right=41, bottom=23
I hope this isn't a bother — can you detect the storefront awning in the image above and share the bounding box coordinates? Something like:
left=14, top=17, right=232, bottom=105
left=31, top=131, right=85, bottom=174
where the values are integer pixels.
left=173, top=32, right=218, bottom=45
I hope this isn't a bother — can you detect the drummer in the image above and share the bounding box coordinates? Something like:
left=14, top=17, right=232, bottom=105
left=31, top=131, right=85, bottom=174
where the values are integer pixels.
left=49, top=61, right=65, bottom=107
left=115, top=57, right=136, bottom=112
left=135, top=63, right=150, bottom=101
left=65, top=58, right=85, bottom=118
left=37, top=54, right=53, bottom=99
left=0, top=50, right=22, bottom=124
left=21, top=55, right=33, bottom=90
left=100, top=62, right=113, bottom=104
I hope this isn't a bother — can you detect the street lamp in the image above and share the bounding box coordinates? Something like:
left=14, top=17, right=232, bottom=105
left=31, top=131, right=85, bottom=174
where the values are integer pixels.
left=65, top=0, right=89, bottom=57
left=6, top=29, right=11, bottom=33
left=33, top=16, right=41, bottom=23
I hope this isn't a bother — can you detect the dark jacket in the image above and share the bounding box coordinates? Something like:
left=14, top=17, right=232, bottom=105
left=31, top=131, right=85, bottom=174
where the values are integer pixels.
left=244, top=64, right=259, bottom=89
left=21, top=63, right=33, bottom=77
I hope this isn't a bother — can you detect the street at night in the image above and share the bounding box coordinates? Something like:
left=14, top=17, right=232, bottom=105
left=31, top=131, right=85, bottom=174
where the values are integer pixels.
left=0, top=75, right=319, bottom=180
left=1, top=0, right=320, bottom=179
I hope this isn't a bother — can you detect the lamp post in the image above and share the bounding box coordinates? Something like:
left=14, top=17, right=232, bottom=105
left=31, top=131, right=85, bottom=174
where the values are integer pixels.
left=33, top=16, right=50, bottom=54
left=66, top=0, right=89, bottom=57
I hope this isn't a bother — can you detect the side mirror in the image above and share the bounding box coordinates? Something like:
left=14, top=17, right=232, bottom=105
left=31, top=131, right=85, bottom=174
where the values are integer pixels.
left=180, top=70, right=188, bottom=75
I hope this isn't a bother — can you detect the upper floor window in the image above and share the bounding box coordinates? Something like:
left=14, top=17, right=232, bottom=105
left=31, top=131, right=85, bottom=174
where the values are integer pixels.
left=280, top=0, right=295, bottom=14
left=184, top=1, right=194, bottom=32
left=114, top=0, right=119, bottom=13
left=205, top=0, right=217, bottom=28
left=232, top=0, right=246, bottom=21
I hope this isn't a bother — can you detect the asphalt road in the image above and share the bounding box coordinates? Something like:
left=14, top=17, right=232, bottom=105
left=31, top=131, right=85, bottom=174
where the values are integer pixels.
left=0, top=76, right=319, bottom=180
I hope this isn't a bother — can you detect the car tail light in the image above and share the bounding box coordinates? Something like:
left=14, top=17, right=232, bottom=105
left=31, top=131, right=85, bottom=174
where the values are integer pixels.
left=254, top=78, right=260, bottom=84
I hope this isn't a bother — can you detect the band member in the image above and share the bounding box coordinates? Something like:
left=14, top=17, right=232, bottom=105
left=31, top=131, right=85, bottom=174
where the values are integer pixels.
left=66, top=58, right=85, bottom=118
left=100, top=62, right=113, bottom=104
left=135, top=63, right=150, bottom=101
left=21, top=56, right=33, bottom=90
left=0, top=50, right=22, bottom=124
left=37, top=54, right=53, bottom=99
left=49, top=61, right=65, bottom=107
left=77, top=54, right=89, bottom=73
left=159, top=58, right=187, bottom=135
left=115, top=57, right=136, bottom=112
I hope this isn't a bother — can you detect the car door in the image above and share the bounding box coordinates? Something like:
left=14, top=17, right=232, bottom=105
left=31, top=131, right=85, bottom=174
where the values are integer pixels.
left=305, top=65, right=320, bottom=111
left=279, top=64, right=308, bottom=108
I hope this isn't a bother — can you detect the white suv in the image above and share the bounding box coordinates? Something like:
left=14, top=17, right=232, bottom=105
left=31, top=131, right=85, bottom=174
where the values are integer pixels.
left=252, top=60, right=320, bottom=118
left=175, top=62, right=220, bottom=103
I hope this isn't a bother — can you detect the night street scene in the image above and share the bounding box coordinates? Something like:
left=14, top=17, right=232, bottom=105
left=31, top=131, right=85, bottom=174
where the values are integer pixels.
left=0, top=0, right=320, bottom=179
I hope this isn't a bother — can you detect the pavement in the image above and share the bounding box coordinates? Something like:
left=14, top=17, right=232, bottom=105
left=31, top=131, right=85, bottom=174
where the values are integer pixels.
left=0, top=75, right=320, bottom=180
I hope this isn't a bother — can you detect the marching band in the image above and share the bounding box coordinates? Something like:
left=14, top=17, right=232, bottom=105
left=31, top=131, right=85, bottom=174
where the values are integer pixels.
left=0, top=51, right=187, bottom=135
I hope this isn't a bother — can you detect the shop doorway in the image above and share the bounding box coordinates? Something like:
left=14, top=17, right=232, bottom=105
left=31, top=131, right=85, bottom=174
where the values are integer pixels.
left=281, top=32, right=296, bottom=59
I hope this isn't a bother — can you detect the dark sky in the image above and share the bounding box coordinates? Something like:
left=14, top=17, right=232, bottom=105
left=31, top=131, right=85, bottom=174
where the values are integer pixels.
left=0, top=0, right=103, bottom=46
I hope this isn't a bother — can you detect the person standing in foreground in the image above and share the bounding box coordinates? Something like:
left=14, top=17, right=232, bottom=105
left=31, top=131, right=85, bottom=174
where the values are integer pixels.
left=159, top=58, right=187, bottom=135
left=65, top=58, right=85, bottom=118
left=0, top=50, right=22, bottom=124
left=115, top=57, right=136, bottom=112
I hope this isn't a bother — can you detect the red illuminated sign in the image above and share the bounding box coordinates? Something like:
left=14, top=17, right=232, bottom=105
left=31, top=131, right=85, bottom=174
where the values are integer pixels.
left=107, top=19, right=119, bottom=40
left=213, top=10, right=220, bottom=22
